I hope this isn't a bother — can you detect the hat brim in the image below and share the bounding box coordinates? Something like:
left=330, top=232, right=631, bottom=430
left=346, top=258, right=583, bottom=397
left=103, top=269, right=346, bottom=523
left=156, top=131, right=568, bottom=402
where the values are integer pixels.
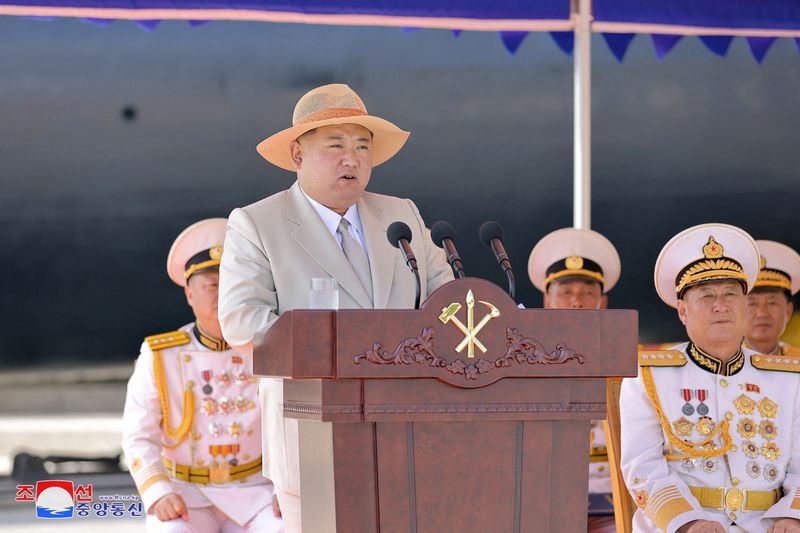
left=756, top=240, right=800, bottom=296
left=167, top=218, right=228, bottom=287
left=256, top=115, right=410, bottom=171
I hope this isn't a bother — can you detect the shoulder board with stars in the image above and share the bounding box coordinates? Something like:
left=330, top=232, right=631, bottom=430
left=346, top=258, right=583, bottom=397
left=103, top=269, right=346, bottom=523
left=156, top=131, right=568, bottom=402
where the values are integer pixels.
left=782, top=344, right=800, bottom=356
left=145, top=330, right=191, bottom=351
left=751, top=354, right=800, bottom=373
left=638, top=350, right=687, bottom=367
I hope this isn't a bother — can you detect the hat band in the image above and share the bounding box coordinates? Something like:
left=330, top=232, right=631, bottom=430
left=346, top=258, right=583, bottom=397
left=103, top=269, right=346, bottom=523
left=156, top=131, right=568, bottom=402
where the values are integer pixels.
left=676, top=260, right=748, bottom=295
left=294, top=107, right=368, bottom=126
left=545, top=268, right=605, bottom=287
left=185, top=259, right=220, bottom=280
left=755, top=269, right=792, bottom=291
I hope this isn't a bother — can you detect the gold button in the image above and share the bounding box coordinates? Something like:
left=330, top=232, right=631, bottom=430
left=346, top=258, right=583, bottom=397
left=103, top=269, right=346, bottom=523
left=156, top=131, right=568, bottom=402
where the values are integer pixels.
left=730, top=445, right=738, bottom=452
left=720, top=378, right=728, bottom=387
left=187, top=380, right=195, bottom=388
left=726, top=412, right=733, bottom=421
left=731, top=477, right=740, bottom=486
left=183, top=354, right=192, bottom=362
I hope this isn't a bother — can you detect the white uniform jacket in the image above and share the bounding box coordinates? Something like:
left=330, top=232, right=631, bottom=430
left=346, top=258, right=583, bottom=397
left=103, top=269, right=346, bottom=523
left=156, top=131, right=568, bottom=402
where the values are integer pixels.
left=122, top=324, right=273, bottom=527
left=621, top=342, right=800, bottom=533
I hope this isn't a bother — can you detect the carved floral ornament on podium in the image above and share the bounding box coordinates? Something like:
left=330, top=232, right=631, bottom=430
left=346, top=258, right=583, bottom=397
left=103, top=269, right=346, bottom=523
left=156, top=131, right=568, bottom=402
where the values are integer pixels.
left=353, top=289, right=585, bottom=382
left=3, top=0, right=800, bottom=63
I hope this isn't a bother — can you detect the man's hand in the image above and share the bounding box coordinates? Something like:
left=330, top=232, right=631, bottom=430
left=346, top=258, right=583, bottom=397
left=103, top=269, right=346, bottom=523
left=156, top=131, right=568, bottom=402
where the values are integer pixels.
left=768, top=518, right=800, bottom=533
left=151, top=493, right=189, bottom=522
left=677, top=520, right=726, bottom=533
left=272, top=493, right=282, bottom=518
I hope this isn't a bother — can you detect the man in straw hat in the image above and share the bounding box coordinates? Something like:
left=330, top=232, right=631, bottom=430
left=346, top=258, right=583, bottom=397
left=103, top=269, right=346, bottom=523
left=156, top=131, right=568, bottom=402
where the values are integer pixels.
left=620, top=223, right=800, bottom=533
left=122, top=218, right=283, bottom=532
left=218, top=84, right=453, bottom=531
left=528, top=227, right=622, bottom=533
left=745, top=240, right=800, bottom=357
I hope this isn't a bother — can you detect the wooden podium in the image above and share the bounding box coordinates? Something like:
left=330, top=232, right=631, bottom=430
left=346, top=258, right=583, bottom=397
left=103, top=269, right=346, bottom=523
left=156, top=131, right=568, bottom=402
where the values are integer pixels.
left=254, top=278, right=638, bottom=533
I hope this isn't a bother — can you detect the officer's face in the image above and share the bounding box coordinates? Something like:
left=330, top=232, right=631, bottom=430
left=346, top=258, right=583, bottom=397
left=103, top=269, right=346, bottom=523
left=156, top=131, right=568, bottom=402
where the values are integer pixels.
left=290, top=124, right=373, bottom=215
left=184, top=270, right=220, bottom=331
left=745, top=288, right=793, bottom=349
left=678, top=281, right=746, bottom=347
left=544, top=279, right=607, bottom=310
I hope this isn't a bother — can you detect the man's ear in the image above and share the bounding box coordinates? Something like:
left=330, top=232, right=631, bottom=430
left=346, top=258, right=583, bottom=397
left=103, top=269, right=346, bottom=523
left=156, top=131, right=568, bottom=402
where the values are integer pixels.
left=600, top=294, right=608, bottom=310
left=785, top=301, right=794, bottom=324
left=184, top=284, right=193, bottom=307
left=543, top=292, right=551, bottom=309
left=290, top=141, right=303, bottom=170
left=677, top=299, right=688, bottom=326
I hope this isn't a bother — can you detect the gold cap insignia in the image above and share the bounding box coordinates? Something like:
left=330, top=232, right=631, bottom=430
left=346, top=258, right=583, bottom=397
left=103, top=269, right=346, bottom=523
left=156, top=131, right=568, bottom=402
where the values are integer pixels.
left=703, top=236, right=724, bottom=259
left=565, top=255, right=584, bottom=270
left=210, top=245, right=224, bottom=260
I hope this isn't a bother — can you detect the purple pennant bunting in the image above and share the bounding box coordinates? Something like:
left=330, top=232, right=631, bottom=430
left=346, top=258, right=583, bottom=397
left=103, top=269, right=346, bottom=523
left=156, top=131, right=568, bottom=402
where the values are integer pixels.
left=549, top=31, right=574, bottom=56
left=699, top=35, right=734, bottom=57
left=21, top=16, right=55, bottom=21
left=746, top=36, right=777, bottom=64
left=651, top=34, right=682, bottom=60
left=795, top=38, right=800, bottom=53
left=451, top=29, right=462, bottom=38
left=499, top=31, right=528, bottom=55
left=81, top=17, right=114, bottom=27
left=602, top=33, right=636, bottom=62
left=134, top=19, right=161, bottom=31
left=400, top=27, right=420, bottom=33
left=188, top=20, right=212, bottom=27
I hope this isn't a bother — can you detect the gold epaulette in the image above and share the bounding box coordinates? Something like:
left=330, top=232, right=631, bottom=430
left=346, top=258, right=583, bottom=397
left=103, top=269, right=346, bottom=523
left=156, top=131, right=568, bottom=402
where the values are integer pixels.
left=638, top=350, right=687, bottom=367
left=751, top=354, right=800, bottom=372
left=145, top=330, right=191, bottom=351
left=782, top=344, right=800, bottom=356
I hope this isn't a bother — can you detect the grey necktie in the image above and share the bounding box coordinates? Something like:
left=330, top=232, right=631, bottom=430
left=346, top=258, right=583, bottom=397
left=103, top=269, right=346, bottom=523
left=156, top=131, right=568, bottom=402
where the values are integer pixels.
left=337, top=218, right=373, bottom=301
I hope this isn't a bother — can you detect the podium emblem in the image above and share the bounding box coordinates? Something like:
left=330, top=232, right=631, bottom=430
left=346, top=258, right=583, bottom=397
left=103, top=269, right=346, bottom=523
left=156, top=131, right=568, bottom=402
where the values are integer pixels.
left=438, top=290, right=500, bottom=358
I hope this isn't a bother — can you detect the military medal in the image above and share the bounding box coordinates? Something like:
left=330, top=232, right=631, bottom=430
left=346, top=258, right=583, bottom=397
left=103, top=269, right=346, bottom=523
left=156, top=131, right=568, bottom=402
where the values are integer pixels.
left=746, top=460, right=761, bottom=479
left=234, top=396, right=254, bottom=413
left=742, top=440, right=759, bottom=458
left=763, top=463, right=779, bottom=482
left=738, top=418, right=756, bottom=439
left=218, top=396, right=233, bottom=415
left=232, top=355, right=243, bottom=365
left=695, top=389, right=709, bottom=416
left=681, top=389, right=694, bottom=415
left=758, top=397, right=778, bottom=418
left=743, top=383, right=760, bottom=393
left=634, top=491, right=648, bottom=509
left=200, top=397, right=218, bottom=416
left=208, top=421, right=223, bottom=438
left=227, top=421, right=242, bottom=439
left=680, top=458, right=696, bottom=472
left=209, top=459, right=231, bottom=484
left=700, top=458, right=719, bottom=473
left=673, top=417, right=693, bottom=437
left=235, top=369, right=251, bottom=388
left=229, top=444, right=241, bottom=466
left=696, top=416, right=715, bottom=436
left=759, top=420, right=777, bottom=440
left=216, top=370, right=232, bottom=389
left=734, top=394, right=755, bottom=415
left=201, top=370, right=214, bottom=395
left=761, top=442, right=781, bottom=461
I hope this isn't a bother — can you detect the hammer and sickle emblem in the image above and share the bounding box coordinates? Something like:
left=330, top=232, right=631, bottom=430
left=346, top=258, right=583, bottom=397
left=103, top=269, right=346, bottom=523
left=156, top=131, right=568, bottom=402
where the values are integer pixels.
left=438, top=290, right=501, bottom=358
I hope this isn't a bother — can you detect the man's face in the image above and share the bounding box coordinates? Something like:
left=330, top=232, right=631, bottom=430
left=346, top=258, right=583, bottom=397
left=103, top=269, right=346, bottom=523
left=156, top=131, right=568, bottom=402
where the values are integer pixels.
left=745, top=288, right=793, bottom=348
left=544, top=279, right=607, bottom=310
left=677, top=281, right=747, bottom=346
left=184, top=270, right=220, bottom=330
left=290, top=123, right=373, bottom=214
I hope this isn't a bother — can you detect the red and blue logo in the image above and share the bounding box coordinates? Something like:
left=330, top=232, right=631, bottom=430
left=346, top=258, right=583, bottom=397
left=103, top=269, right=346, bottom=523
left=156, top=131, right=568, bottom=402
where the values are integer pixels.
left=35, top=480, right=74, bottom=519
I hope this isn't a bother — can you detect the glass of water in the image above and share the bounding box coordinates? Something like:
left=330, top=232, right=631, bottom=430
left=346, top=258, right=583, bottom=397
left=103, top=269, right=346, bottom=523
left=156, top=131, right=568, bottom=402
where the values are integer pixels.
left=309, top=278, right=339, bottom=309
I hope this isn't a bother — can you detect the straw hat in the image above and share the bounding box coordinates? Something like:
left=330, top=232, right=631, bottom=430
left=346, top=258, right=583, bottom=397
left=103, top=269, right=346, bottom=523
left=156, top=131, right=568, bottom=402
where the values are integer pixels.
left=754, top=240, right=800, bottom=295
left=654, top=223, right=759, bottom=308
left=256, top=84, right=410, bottom=171
left=527, top=228, right=621, bottom=294
left=167, top=218, right=228, bottom=287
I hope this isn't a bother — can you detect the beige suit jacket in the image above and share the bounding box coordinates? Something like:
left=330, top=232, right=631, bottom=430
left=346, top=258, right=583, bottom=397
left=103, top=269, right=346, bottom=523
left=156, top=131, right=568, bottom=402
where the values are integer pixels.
left=218, top=180, right=453, bottom=494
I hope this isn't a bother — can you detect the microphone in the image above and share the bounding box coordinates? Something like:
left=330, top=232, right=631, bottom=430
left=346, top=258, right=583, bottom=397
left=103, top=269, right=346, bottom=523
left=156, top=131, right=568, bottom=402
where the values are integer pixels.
left=387, top=221, right=421, bottom=309
left=479, top=221, right=516, bottom=299
left=430, top=221, right=465, bottom=279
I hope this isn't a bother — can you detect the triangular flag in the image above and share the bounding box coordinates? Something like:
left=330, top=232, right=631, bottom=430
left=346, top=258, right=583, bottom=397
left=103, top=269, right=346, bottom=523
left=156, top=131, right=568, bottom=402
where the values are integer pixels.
left=401, top=27, right=421, bottom=33
left=499, top=31, right=529, bottom=55
left=134, top=19, right=161, bottom=31
left=81, top=18, right=114, bottom=27
left=602, top=33, right=636, bottom=62
left=549, top=31, right=574, bottom=56
left=451, top=29, right=463, bottom=38
left=651, top=34, right=682, bottom=61
left=746, top=36, right=777, bottom=64
left=795, top=38, right=800, bottom=54
left=188, top=20, right=212, bottom=27
left=699, top=35, right=734, bottom=57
